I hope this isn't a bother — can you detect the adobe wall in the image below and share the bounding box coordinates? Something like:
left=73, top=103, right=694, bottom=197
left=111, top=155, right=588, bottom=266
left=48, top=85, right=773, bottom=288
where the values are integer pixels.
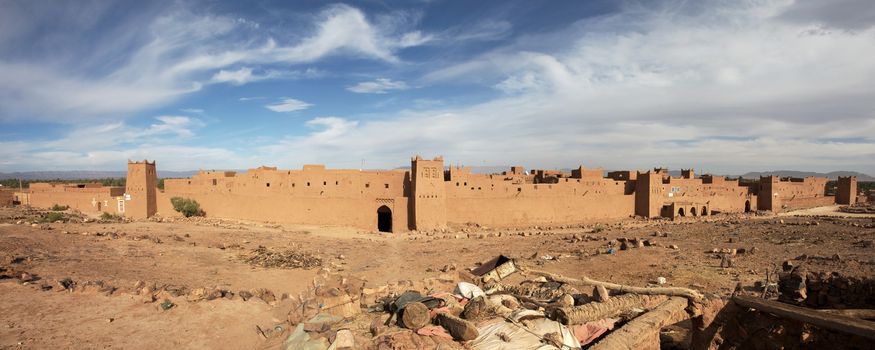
left=27, top=183, right=124, bottom=214
left=0, top=189, right=13, bottom=207
left=161, top=165, right=411, bottom=231
left=23, top=157, right=841, bottom=230
left=759, top=176, right=831, bottom=213
left=411, top=156, right=447, bottom=230
left=657, top=176, right=756, bottom=216
left=836, top=176, right=857, bottom=205
left=13, top=192, right=30, bottom=206
left=445, top=171, right=634, bottom=226
left=125, top=160, right=157, bottom=219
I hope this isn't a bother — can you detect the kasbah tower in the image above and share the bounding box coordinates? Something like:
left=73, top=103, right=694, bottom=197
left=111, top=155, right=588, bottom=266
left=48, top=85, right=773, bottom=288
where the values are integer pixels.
left=125, top=160, right=157, bottom=219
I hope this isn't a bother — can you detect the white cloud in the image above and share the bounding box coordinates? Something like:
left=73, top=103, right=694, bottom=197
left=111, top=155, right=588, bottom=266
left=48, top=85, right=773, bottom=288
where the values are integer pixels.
left=254, top=1, right=875, bottom=174
left=211, top=67, right=257, bottom=85
left=238, top=96, right=265, bottom=101
left=346, top=78, right=409, bottom=94
left=265, top=98, right=313, bottom=113
left=0, top=115, right=223, bottom=171
left=305, top=117, right=359, bottom=144
left=0, top=4, right=427, bottom=122
left=210, top=67, right=325, bottom=86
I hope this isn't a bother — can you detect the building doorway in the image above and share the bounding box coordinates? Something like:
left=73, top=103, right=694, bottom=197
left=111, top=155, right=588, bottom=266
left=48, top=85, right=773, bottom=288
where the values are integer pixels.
left=377, top=205, right=392, bottom=233
left=702, top=206, right=708, bottom=216
left=744, top=200, right=751, bottom=213
left=691, top=207, right=697, bottom=216
left=678, top=207, right=685, bottom=217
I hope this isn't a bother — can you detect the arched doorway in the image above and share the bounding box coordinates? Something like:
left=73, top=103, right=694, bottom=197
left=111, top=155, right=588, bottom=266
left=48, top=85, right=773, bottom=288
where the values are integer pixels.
left=691, top=207, right=698, bottom=216
left=701, top=206, right=708, bottom=216
left=377, top=205, right=392, bottom=233
left=744, top=200, right=751, bottom=213
left=678, top=207, right=685, bottom=217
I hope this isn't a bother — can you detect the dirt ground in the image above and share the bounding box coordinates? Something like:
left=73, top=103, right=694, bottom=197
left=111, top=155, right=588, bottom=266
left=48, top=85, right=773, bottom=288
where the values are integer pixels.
left=1, top=206, right=874, bottom=349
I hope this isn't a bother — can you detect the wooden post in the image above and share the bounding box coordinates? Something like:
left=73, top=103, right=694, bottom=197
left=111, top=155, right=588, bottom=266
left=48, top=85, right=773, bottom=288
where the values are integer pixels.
left=553, top=294, right=669, bottom=325
left=732, top=295, right=875, bottom=341
left=398, top=302, right=430, bottom=330
left=590, top=297, right=689, bottom=350
left=434, top=313, right=479, bottom=341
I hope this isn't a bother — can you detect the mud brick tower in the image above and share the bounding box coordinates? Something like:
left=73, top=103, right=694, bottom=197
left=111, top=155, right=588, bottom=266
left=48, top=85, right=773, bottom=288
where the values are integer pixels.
left=126, top=160, right=157, bottom=219
left=837, top=176, right=857, bottom=205
left=410, top=155, right=447, bottom=230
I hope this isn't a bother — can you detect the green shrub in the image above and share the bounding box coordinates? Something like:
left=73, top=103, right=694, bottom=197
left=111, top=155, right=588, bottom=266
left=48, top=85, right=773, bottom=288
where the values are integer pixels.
left=42, top=212, right=65, bottom=223
left=99, top=212, right=123, bottom=222
left=50, top=204, right=69, bottom=211
left=170, top=197, right=203, bottom=217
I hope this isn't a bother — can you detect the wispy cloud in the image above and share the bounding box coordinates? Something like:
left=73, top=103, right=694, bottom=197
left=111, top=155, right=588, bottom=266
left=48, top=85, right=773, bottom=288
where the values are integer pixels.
left=256, top=1, right=875, bottom=174
left=238, top=96, right=265, bottom=101
left=346, top=78, right=409, bottom=94
left=0, top=4, right=427, bottom=122
left=265, top=98, right=312, bottom=113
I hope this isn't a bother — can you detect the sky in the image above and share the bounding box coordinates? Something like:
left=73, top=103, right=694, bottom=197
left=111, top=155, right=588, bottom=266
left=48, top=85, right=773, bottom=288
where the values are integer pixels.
left=1, top=0, right=874, bottom=175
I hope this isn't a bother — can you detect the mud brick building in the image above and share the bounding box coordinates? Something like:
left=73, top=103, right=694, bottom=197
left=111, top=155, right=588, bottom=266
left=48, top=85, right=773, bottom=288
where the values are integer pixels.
left=19, top=157, right=858, bottom=232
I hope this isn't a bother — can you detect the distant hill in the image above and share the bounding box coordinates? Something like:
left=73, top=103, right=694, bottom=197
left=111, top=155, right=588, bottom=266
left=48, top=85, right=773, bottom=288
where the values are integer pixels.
left=738, top=171, right=874, bottom=181
left=0, top=170, right=198, bottom=180
left=3, top=168, right=872, bottom=182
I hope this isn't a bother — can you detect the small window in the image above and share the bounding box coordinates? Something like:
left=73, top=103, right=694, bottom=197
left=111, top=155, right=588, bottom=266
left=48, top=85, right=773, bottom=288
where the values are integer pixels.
left=307, top=182, right=310, bottom=186
left=517, top=187, right=522, bottom=192
left=266, top=183, right=270, bottom=187
left=212, top=179, right=217, bottom=186
left=323, top=181, right=327, bottom=186
left=292, top=183, right=295, bottom=187
left=335, top=181, right=339, bottom=185
left=464, top=182, right=467, bottom=186
left=366, top=183, right=370, bottom=188
left=384, top=184, right=389, bottom=189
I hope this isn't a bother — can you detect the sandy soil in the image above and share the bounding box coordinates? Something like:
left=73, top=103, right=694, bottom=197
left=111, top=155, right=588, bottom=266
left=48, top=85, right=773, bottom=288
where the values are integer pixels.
left=1, top=207, right=874, bottom=349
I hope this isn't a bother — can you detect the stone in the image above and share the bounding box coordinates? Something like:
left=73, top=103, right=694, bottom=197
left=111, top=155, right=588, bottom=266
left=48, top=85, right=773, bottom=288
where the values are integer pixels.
left=19, top=272, right=33, bottom=282
left=593, top=285, right=610, bottom=302
left=332, top=329, right=355, bottom=349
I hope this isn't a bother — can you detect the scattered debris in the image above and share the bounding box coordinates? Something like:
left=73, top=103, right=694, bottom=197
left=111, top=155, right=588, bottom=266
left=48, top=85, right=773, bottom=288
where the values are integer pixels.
left=238, top=246, right=323, bottom=269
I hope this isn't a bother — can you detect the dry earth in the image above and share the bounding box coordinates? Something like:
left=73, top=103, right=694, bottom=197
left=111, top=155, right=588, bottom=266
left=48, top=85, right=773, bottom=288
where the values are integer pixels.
left=1, top=206, right=874, bottom=349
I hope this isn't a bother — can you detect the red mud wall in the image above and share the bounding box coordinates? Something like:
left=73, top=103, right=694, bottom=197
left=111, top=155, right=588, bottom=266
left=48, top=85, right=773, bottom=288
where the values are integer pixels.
left=28, top=184, right=124, bottom=214
left=445, top=178, right=635, bottom=227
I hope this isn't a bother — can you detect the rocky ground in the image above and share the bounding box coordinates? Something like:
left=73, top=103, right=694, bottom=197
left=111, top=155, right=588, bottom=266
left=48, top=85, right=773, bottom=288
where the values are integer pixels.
left=1, top=206, right=874, bottom=349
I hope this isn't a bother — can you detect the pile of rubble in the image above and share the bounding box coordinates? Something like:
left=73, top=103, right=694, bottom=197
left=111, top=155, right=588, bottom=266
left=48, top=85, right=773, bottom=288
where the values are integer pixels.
left=701, top=262, right=875, bottom=349
left=239, top=246, right=324, bottom=269
left=840, top=202, right=875, bottom=214
left=273, top=255, right=703, bottom=350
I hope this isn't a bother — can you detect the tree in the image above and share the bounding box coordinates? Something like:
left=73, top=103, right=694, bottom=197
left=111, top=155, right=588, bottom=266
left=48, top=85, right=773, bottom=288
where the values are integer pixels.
left=170, top=197, right=203, bottom=217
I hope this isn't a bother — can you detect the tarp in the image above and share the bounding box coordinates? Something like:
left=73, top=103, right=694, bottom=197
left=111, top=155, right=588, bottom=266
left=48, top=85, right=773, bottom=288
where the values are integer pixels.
left=469, top=310, right=581, bottom=350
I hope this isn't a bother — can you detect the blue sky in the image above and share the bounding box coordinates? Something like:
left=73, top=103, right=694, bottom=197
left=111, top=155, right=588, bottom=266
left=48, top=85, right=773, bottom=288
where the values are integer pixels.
left=1, top=0, right=874, bottom=174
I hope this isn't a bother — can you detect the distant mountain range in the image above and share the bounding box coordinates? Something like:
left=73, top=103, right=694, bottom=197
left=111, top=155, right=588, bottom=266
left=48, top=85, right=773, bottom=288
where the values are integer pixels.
left=736, top=171, right=874, bottom=181
left=0, top=170, right=198, bottom=180
left=1, top=169, right=872, bottom=181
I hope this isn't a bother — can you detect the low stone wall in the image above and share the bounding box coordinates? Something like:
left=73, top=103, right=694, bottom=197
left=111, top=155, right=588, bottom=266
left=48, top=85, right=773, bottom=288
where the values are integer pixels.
left=691, top=297, right=870, bottom=350
left=803, top=272, right=875, bottom=309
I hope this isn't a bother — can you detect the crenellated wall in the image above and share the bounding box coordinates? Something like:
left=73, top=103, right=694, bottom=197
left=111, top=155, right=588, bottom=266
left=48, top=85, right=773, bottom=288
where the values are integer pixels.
left=27, top=183, right=125, bottom=214
left=20, top=156, right=843, bottom=230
